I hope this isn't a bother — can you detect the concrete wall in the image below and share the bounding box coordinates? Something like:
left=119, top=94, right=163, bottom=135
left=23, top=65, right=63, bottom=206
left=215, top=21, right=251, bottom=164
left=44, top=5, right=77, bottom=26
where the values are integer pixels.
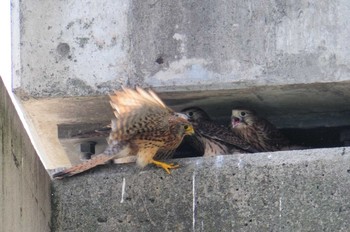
left=0, top=78, right=51, bottom=231
left=7, top=1, right=350, bottom=231
left=13, top=0, right=350, bottom=97
left=13, top=0, right=350, bottom=170
left=52, top=148, right=350, bottom=231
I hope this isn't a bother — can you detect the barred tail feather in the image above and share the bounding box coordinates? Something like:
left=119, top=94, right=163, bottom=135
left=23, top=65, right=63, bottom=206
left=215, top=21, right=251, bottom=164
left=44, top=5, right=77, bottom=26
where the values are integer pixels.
left=52, top=153, right=115, bottom=179
left=53, top=142, right=131, bottom=179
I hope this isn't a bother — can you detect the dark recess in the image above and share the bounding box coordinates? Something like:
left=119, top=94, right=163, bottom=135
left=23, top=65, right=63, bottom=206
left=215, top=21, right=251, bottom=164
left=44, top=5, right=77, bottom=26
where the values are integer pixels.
left=173, top=126, right=350, bottom=158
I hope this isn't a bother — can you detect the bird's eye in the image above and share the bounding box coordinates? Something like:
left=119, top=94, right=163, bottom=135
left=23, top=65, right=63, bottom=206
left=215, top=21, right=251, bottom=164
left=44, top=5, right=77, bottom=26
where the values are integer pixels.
left=188, top=112, right=194, bottom=117
left=240, top=112, right=246, bottom=117
left=184, top=125, right=189, bottom=130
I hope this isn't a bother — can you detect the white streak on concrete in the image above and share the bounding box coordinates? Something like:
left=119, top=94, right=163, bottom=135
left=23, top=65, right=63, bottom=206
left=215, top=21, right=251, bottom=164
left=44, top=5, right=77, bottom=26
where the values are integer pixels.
left=173, top=33, right=186, bottom=55
left=215, top=155, right=224, bottom=168
left=146, top=58, right=210, bottom=86
left=279, top=197, right=282, bottom=217
left=238, top=158, right=243, bottom=169
left=279, top=181, right=284, bottom=219
left=120, top=177, right=126, bottom=203
left=192, top=172, right=196, bottom=232
left=173, top=33, right=185, bottom=41
left=278, top=181, right=285, bottom=231
left=195, top=158, right=203, bottom=166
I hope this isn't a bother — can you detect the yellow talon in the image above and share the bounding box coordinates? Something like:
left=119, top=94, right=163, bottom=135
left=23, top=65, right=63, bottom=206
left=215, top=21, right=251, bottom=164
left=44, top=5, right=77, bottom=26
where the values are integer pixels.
left=151, top=160, right=179, bottom=174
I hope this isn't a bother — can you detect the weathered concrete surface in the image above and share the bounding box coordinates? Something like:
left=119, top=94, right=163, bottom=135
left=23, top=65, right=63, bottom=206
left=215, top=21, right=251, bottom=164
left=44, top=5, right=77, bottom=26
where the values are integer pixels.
left=0, top=78, right=51, bottom=231
left=52, top=147, right=350, bottom=232
left=12, top=0, right=130, bottom=97
left=130, top=0, right=350, bottom=91
left=6, top=1, right=350, bottom=230
left=11, top=0, right=350, bottom=170
left=20, top=95, right=114, bottom=169
left=12, top=0, right=350, bottom=97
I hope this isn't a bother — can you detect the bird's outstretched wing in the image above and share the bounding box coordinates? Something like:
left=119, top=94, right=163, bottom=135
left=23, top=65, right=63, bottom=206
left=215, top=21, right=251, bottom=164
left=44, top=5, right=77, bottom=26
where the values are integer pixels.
left=109, top=87, right=173, bottom=141
left=71, top=87, right=174, bottom=140
left=53, top=87, right=192, bottom=178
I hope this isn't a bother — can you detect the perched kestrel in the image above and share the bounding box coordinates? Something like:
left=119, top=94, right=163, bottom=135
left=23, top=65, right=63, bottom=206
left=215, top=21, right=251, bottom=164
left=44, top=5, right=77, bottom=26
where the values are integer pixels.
left=230, top=108, right=290, bottom=152
left=181, top=107, right=257, bottom=157
left=53, top=87, right=194, bottom=179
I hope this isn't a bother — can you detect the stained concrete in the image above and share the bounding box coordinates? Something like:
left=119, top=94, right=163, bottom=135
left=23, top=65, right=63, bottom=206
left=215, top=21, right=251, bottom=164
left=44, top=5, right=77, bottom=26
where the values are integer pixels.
left=5, top=0, right=350, bottom=231
left=12, top=0, right=350, bottom=97
left=52, top=147, right=350, bottom=232
left=130, top=0, right=350, bottom=91
left=0, top=78, right=51, bottom=231
left=20, top=95, right=114, bottom=169
left=10, top=0, right=350, bottom=170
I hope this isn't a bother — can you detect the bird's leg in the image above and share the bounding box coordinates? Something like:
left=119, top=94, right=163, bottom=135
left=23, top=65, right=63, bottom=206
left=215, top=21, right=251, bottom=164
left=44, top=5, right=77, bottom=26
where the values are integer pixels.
left=151, top=159, right=179, bottom=174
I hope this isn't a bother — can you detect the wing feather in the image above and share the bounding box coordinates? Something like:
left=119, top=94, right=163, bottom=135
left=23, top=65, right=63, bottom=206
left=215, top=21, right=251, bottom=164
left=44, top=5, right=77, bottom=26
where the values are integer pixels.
left=196, top=121, right=257, bottom=152
left=109, top=87, right=172, bottom=140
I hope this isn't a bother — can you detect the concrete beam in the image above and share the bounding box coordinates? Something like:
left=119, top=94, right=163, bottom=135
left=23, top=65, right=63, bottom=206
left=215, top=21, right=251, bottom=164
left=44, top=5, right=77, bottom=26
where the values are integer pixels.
left=52, top=147, right=350, bottom=231
left=0, top=78, right=51, bottom=231
left=11, top=0, right=350, bottom=170
left=13, top=0, right=350, bottom=97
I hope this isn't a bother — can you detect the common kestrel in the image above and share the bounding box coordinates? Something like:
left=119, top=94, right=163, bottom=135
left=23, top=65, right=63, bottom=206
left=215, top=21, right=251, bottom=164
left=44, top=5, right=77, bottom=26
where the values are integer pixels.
left=230, top=108, right=290, bottom=152
left=181, top=107, right=257, bottom=157
left=53, top=87, right=194, bottom=179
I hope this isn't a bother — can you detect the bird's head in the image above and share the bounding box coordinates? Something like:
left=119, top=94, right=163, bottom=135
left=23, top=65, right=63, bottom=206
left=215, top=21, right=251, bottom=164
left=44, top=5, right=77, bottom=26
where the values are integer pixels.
left=170, top=116, right=195, bottom=137
left=180, top=106, right=211, bottom=122
left=182, top=123, right=195, bottom=136
left=231, top=109, right=256, bottom=129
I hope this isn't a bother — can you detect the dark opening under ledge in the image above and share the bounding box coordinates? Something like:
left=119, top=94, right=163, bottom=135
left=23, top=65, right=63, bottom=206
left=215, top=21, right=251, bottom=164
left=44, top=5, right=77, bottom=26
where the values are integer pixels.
left=21, top=81, right=350, bottom=170
left=57, top=123, right=350, bottom=164
left=56, top=81, right=350, bottom=167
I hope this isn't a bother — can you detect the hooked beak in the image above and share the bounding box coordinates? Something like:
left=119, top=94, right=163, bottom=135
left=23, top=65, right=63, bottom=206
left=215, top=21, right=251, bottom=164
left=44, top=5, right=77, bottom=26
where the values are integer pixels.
left=175, top=112, right=189, bottom=120
left=231, top=116, right=241, bottom=128
left=185, top=125, right=195, bottom=135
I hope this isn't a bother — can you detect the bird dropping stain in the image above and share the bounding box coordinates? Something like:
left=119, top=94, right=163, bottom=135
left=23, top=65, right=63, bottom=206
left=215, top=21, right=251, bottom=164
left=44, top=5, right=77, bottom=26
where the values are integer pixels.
left=192, top=172, right=197, bottom=232
left=215, top=155, right=224, bottom=168
left=120, top=177, right=126, bottom=203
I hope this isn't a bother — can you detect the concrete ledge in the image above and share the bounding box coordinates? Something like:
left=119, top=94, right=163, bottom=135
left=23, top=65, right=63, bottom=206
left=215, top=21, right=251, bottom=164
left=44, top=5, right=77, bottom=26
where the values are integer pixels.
left=52, top=147, right=350, bottom=231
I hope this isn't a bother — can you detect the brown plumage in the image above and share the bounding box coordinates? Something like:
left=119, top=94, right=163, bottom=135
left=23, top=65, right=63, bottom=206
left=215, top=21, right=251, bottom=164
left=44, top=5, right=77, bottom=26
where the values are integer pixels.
left=230, top=108, right=290, bottom=152
left=53, top=87, right=194, bottom=179
left=181, top=107, right=257, bottom=157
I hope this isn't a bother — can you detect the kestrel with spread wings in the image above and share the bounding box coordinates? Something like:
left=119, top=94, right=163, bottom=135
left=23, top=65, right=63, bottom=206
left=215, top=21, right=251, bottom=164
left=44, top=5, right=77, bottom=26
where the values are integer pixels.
left=53, top=87, right=194, bottom=178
